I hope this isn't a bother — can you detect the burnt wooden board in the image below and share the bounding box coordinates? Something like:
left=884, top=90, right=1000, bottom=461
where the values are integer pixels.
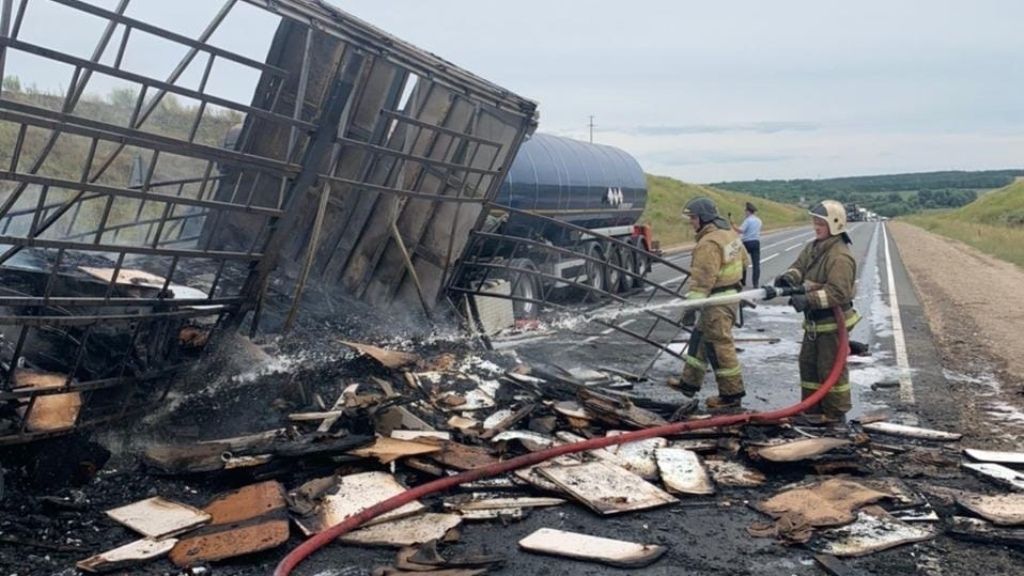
left=537, top=461, right=677, bottom=515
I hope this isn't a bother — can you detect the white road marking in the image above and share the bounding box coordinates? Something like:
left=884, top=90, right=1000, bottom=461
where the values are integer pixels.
left=760, top=232, right=812, bottom=251
left=882, top=223, right=915, bottom=404
left=666, top=228, right=809, bottom=262
left=784, top=242, right=804, bottom=252
left=749, top=253, right=780, bottom=267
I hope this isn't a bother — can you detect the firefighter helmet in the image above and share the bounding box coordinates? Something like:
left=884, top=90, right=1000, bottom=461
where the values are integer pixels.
left=682, top=197, right=720, bottom=225
left=810, top=200, right=847, bottom=236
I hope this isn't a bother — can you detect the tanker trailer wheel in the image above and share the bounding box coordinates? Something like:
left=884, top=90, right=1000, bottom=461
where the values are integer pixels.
left=607, top=244, right=626, bottom=294
left=583, top=242, right=608, bottom=298
left=508, top=258, right=541, bottom=319
left=628, top=237, right=647, bottom=288
left=619, top=243, right=639, bottom=292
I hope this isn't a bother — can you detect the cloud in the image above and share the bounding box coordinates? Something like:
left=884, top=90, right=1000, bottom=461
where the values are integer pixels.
left=644, top=149, right=797, bottom=167
left=631, top=121, right=820, bottom=136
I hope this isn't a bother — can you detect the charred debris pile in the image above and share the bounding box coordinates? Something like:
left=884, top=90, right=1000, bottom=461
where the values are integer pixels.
left=1, top=337, right=1022, bottom=575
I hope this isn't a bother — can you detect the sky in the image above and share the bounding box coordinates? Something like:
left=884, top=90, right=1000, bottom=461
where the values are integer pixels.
left=5, top=0, right=1022, bottom=183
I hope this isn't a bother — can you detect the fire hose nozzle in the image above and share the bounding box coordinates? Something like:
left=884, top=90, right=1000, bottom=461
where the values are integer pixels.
left=760, top=284, right=806, bottom=300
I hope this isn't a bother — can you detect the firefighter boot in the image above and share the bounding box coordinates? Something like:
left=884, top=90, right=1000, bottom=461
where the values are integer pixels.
left=791, top=412, right=846, bottom=428
left=705, top=394, right=744, bottom=413
left=667, top=376, right=701, bottom=397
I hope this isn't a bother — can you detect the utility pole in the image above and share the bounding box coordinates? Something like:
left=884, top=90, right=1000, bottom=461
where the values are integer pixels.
left=588, top=115, right=595, bottom=144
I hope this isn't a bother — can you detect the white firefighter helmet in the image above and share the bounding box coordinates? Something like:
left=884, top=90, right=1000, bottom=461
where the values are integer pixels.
left=810, top=200, right=847, bottom=236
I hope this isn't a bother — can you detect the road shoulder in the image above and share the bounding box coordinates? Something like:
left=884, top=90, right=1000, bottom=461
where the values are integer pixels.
left=888, top=221, right=1024, bottom=449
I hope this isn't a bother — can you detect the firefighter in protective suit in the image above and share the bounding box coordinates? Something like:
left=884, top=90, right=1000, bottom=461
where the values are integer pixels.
left=669, top=197, right=749, bottom=415
left=775, top=200, right=861, bottom=424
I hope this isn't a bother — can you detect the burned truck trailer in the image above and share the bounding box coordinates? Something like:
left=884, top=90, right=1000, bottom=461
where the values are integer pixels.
left=0, top=0, right=538, bottom=445
left=466, top=133, right=657, bottom=317
left=0, top=0, right=694, bottom=447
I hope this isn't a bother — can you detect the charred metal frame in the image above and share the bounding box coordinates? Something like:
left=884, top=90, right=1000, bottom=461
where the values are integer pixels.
left=0, top=0, right=537, bottom=444
left=449, top=205, right=695, bottom=365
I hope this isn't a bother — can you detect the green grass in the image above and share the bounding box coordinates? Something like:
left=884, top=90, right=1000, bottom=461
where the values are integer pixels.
left=904, top=181, right=1024, bottom=267
left=0, top=82, right=240, bottom=243
left=642, top=174, right=808, bottom=247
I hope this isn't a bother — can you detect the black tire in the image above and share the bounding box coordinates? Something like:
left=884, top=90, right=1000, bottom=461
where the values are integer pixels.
left=629, top=237, right=647, bottom=288
left=607, top=244, right=626, bottom=294
left=621, top=244, right=638, bottom=292
left=583, top=242, right=608, bottom=297
left=508, top=258, right=541, bottom=319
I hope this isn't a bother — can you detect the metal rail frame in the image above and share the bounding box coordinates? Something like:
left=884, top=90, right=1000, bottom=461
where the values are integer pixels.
left=448, top=204, right=695, bottom=365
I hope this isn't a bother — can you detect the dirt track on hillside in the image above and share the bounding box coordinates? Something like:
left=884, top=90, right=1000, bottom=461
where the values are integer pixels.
left=889, top=221, right=1024, bottom=448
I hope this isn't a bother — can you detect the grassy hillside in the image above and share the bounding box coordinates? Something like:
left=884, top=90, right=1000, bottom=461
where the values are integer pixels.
left=1, top=78, right=240, bottom=242
left=905, top=180, right=1024, bottom=267
left=642, top=174, right=807, bottom=248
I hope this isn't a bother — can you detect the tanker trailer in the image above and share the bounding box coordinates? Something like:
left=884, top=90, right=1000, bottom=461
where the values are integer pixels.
left=478, top=133, right=659, bottom=317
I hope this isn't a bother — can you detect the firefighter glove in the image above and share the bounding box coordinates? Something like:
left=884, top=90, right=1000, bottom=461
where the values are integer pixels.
left=789, top=294, right=809, bottom=312
left=682, top=308, right=697, bottom=327
left=775, top=271, right=800, bottom=288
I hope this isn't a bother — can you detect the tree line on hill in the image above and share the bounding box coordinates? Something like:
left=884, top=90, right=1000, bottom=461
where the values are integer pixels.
left=712, top=170, right=1023, bottom=217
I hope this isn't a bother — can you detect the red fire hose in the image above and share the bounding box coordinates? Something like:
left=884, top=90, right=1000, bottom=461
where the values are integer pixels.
left=274, top=306, right=850, bottom=576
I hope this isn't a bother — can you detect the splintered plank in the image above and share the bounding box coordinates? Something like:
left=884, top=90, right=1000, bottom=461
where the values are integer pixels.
left=513, top=465, right=570, bottom=494
left=537, top=461, right=677, bottom=515
left=375, top=406, right=436, bottom=435
left=458, top=508, right=525, bottom=521
left=13, top=369, right=82, bottom=433
left=862, top=422, right=962, bottom=441
left=956, top=493, right=1024, bottom=526
left=428, top=441, right=499, bottom=470
left=340, top=340, right=420, bottom=369
left=169, top=481, right=290, bottom=567
left=77, top=538, right=178, bottom=573
left=105, top=497, right=210, bottom=539
left=656, top=448, right=714, bottom=496
left=816, top=511, right=938, bottom=557
left=756, top=438, right=851, bottom=462
left=295, top=472, right=425, bottom=536
left=348, top=436, right=441, bottom=464
left=339, top=513, right=462, bottom=547
left=963, top=448, right=1024, bottom=466
left=705, top=459, right=766, bottom=488
left=605, top=432, right=667, bottom=480
left=391, top=430, right=451, bottom=441
left=448, top=497, right=565, bottom=512
left=519, top=528, right=667, bottom=568
left=949, top=516, right=1024, bottom=547
left=555, top=431, right=619, bottom=462
left=962, top=462, right=1024, bottom=491
left=79, top=266, right=168, bottom=287
left=491, top=430, right=557, bottom=451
